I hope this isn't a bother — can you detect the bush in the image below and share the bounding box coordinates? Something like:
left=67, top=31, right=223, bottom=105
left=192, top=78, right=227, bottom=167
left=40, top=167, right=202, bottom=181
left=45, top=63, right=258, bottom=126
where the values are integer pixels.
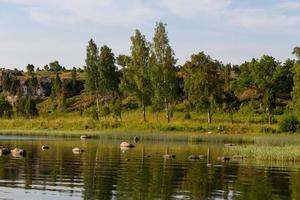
left=183, top=112, right=191, bottom=120
left=260, top=127, right=277, bottom=134
left=122, top=96, right=139, bottom=110
left=91, top=107, right=99, bottom=121
left=279, top=115, right=299, bottom=133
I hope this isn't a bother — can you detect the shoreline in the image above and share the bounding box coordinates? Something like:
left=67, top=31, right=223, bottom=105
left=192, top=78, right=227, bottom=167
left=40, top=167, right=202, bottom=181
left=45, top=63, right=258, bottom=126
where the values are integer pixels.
left=0, top=128, right=299, bottom=144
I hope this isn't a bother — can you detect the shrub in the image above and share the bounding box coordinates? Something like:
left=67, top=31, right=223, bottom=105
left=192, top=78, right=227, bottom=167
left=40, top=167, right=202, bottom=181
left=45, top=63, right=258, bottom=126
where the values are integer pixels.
left=183, top=112, right=191, bottom=120
left=91, top=107, right=99, bottom=121
left=122, top=96, right=139, bottom=110
left=279, top=115, right=299, bottom=133
left=260, top=127, right=277, bottom=134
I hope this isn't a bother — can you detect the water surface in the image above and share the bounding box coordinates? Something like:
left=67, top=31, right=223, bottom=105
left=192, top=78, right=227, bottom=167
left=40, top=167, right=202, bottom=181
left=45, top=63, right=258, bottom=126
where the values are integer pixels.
left=0, top=136, right=298, bottom=200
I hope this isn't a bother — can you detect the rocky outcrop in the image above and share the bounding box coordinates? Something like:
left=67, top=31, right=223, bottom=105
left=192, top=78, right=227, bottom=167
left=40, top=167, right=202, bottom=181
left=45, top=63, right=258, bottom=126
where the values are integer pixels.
left=0, top=74, right=85, bottom=99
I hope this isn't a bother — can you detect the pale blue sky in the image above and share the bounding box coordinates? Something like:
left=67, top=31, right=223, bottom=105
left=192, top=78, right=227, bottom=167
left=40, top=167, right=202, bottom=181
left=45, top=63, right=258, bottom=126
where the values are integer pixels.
left=0, top=0, right=299, bottom=69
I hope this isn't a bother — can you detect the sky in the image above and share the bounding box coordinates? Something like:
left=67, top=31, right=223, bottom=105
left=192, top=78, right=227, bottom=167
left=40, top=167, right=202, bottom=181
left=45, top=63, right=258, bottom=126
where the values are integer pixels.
left=0, top=0, right=299, bottom=69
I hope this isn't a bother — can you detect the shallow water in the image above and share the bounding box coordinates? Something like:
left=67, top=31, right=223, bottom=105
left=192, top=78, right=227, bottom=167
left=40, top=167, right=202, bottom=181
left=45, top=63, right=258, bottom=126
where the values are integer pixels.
left=0, top=136, right=298, bottom=200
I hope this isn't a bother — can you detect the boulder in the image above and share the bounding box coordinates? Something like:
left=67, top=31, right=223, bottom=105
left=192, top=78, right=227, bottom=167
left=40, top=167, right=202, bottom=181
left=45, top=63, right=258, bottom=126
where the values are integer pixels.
left=120, top=142, right=135, bottom=148
left=42, top=145, right=50, bottom=150
left=163, top=154, right=176, bottom=159
left=72, top=147, right=84, bottom=154
left=133, top=136, right=139, bottom=143
left=11, top=148, right=26, bottom=156
left=217, top=156, right=230, bottom=162
left=0, top=147, right=10, bottom=155
left=188, top=155, right=200, bottom=160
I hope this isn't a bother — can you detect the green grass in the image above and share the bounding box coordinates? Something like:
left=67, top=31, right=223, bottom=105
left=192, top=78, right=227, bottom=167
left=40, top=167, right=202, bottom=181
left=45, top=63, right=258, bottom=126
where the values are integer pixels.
left=226, top=145, right=300, bottom=162
left=0, top=109, right=278, bottom=133
left=0, top=106, right=296, bottom=141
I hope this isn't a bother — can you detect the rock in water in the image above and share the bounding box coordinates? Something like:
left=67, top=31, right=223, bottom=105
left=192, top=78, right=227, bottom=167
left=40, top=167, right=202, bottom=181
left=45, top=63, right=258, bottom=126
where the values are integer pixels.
left=120, top=142, right=135, bottom=148
left=133, top=137, right=139, bottom=143
left=232, top=155, right=244, bottom=160
left=80, top=135, right=89, bottom=140
left=42, top=145, right=50, bottom=150
left=72, top=148, right=84, bottom=154
left=217, top=156, right=230, bottom=162
left=0, top=147, right=10, bottom=156
left=163, top=154, right=176, bottom=159
left=11, top=148, right=26, bottom=156
left=188, top=155, right=200, bottom=160
left=199, top=155, right=207, bottom=159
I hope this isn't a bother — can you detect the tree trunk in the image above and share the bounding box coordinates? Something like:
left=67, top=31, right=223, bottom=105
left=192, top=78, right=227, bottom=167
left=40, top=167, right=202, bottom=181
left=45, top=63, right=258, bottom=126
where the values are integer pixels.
left=207, top=110, right=212, bottom=124
left=166, top=105, right=170, bottom=123
left=268, top=113, right=272, bottom=125
left=96, top=95, right=100, bottom=119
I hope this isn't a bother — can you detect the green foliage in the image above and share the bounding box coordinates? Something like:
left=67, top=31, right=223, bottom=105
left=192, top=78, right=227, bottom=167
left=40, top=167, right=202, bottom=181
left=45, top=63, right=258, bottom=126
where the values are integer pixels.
left=235, top=55, right=287, bottom=124
left=51, top=73, right=62, bottom=99
left=2, top=72, right=15, bottom=94
left=91, top=107, right=99, bottom=121
left=0, top=99, right=13, bottom=118
left=16, top=96, right=38, bottom=117
left=98, top=45, right=119, bottom=96
left=44, top=65, right=49, bottom=71
left=85, top=40, right=119, bottom=116
left=99, top=105, right=110, bottom=118
left=183, top=112, right=191, bottom=120
left=26, top=64, right=35, bottom=75
left=183, top=52, right=223, bottom=123
left=121, top=30, right=152, bottom=121
left=279, top=115, right=299, bottom=133
left=110, top=96, right=122, bottom=121
left=292, top=47, right=300, bottom=114
left=116, top=54, right=131, bottom=67
left=49, top=61, right=62, bottom=72
left=150, top=22, right=177, bottom=122
left=79, top=106, right=84, bottom=116
left=71, top=67, right=77, bottom=91
left=85, top=39, right=100, bottom=95
left=122, top=96, right=139, bottom=110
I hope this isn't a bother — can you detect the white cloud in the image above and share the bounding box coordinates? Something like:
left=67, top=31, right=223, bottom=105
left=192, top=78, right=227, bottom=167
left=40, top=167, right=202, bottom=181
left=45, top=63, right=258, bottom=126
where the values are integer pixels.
left=0, top=0, right=159, bottom=26
left=276, top=1, right=300, bottom=9
left=160, top=0, right=232, bottom=17
left=228, top=7, right=300, bottom=30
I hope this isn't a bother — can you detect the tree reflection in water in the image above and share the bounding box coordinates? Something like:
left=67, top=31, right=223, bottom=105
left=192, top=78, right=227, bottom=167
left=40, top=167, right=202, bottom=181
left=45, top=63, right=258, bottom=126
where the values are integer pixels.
left=0, top=138, right=297, bottom=200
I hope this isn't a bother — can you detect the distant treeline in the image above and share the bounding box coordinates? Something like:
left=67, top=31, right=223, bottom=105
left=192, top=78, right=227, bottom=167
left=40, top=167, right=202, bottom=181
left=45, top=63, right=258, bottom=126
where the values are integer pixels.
left=0, top=22, right=300, bottom=129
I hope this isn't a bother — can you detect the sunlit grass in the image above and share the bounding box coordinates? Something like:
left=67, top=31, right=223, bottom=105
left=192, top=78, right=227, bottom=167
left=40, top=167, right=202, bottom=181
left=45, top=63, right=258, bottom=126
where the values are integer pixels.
left=226, top=145, right=300, bottom=161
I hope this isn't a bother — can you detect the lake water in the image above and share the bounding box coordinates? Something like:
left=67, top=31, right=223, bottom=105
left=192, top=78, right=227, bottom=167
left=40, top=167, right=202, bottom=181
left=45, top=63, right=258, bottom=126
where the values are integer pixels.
left=0, top=136, right=298, bottom=200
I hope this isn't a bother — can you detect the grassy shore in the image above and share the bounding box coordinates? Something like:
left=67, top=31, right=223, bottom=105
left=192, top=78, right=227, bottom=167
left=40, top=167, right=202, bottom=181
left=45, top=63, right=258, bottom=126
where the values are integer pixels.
left=0, top=109, right=300, bottom=162
left=0, top=109, right=296, bottom=140
left=0, top=109, right=281, bottom=133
